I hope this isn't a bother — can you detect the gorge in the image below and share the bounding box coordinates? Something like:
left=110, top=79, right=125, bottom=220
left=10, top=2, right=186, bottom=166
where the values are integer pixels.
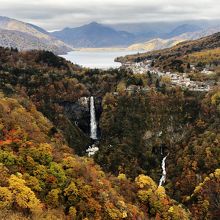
left=0, top=0, right=220, bottom=218
left=0, top=39, right=219, bottom=219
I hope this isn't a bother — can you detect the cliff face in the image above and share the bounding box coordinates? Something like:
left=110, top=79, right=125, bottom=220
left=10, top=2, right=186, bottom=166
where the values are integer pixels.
left=62, top=100, right=90, bottom=135
left=64, top=97, right=102, bottom=132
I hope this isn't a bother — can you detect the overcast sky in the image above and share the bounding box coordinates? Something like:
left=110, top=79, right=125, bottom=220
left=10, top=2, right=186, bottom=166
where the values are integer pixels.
left=1, top=0, right=220, bottom=30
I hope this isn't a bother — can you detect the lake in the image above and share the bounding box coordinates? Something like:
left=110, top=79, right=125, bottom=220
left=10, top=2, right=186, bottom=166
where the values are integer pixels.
left=60, top=50, right=141, bottom=69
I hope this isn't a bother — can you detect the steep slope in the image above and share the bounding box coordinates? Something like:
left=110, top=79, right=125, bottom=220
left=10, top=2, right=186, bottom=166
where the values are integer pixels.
left=0, top=51, right=191, bottom=219
left=0, top=46, right=219, bottom=219
left=52, top=22, right=135, bottom=48
left=0, top=95, right=145, bottom=219
left=0, top=16, right=72, bottom=54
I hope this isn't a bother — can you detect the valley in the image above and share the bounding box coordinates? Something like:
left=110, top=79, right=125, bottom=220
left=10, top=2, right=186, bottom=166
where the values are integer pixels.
left=0, top=29, right=219, bottom=218
left=0, top=6, right=219, bottom=220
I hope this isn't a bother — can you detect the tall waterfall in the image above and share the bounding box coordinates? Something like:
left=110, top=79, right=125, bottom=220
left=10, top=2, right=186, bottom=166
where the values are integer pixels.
left=159, top=155, right=168, bottom=186
left=90, top=96, right=97, bottom=140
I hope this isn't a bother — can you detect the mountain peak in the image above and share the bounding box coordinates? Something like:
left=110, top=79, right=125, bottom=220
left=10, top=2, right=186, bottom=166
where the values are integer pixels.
left=89, top=21, right=100, bottom=25
left=52, top=22, right=135, bottom=48
left=85, top=21, right=104, bottom=28
left=63, top=22, right=101, bottom=31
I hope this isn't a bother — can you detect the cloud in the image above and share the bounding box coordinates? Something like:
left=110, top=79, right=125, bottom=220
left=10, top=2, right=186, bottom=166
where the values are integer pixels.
left=0, top=0, right=220, bottom=30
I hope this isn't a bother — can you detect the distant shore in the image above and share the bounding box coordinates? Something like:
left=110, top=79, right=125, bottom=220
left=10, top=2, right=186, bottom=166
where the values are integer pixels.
left=74, top=47, right=143, bottom=52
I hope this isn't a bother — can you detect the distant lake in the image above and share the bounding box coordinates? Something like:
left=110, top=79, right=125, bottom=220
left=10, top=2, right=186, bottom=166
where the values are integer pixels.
left=60, top=50, right=141, bottom=69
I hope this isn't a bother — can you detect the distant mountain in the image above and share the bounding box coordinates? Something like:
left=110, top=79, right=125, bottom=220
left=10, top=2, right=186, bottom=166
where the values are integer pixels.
left=177, top=26, right=220, bottom=40
left=52, top=21, right=220, bottom=49
left=111, top=19, right=220, bottom=36
left=165, top=24, right=202, bottom=38
left=0, top=16, right=72, bottom=54
left=127, top=38, right=186, bottom=51
left=52, top=22, right=135, bottom=48
left=126, top=25, right=220, bottom=52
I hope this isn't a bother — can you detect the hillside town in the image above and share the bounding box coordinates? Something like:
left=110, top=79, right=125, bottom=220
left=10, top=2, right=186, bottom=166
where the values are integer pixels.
left=121, top=60, right=212, bottom=92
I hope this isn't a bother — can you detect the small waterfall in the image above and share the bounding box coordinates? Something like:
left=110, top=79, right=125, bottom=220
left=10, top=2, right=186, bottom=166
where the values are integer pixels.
left=90, top=96, right=97, bottom=140
left=160, top=145, right=163, bottom=155
left=159, top=155, right=168, bottom=186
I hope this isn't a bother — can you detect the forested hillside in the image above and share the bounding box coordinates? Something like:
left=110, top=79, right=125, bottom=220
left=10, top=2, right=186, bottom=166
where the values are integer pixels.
left=117, top=32, right=220, bottom=73
left=0, top=46, right=219, bottom=219
left=1, top=94, right=190, bottom=219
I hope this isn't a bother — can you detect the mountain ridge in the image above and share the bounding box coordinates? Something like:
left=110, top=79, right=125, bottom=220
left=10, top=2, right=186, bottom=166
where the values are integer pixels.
left=165, top=24, right=202, bottom=38
left=52, top=21, right=220, bottom=51
left=52, top=22, right=135, bottom=48
left=0, top=16, right=72, bottom=54
left=125, top=26, right=220, bottom=51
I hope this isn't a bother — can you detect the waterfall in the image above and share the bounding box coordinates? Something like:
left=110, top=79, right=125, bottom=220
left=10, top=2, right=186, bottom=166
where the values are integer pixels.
left=160, top=146, right=163, bottom=155
left=159, top=155, right=168, bottom=186
left=90, top=96, right=97, bottom=140
left=86, top=96, right=99, bottom=157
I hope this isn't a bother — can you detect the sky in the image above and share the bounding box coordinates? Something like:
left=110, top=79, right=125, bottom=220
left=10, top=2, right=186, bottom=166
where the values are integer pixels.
left=0, top=0, right=220, bottom=30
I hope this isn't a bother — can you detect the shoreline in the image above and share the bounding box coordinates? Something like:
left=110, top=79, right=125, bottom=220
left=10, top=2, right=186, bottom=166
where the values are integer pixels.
left=73, top=47, right=145, bottom=52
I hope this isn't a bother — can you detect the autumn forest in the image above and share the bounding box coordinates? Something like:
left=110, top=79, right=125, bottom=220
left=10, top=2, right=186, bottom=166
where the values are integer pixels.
left=0, top=39, right=219, bottom=220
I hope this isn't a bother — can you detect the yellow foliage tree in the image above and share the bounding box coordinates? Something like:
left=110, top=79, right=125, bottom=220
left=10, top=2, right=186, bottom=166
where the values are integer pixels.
left=0, top=187, right=13, bottom=208
left=69, top=206, right=77, bottom=218
left=46, top=189, right=61, bottom=208
left=155, top=186, right=166, bottom=199
left=64, top=181, right=79, bottom=204
left=161, top=76, right=171, bottom=85
left=105, top=202, right=123, bottom=220
left=137, top=189, right=153, bottom=203
left=168, top=205, right=190, bottom=220
left=135, top=174, right=157, bottom=190
left=8, top=174, right=42, bottom=213
left=116, top=81, right=126, bottom=94
left=117, top=173, right=127, bottom=181
left=211, top=91, right=220, bottom=105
